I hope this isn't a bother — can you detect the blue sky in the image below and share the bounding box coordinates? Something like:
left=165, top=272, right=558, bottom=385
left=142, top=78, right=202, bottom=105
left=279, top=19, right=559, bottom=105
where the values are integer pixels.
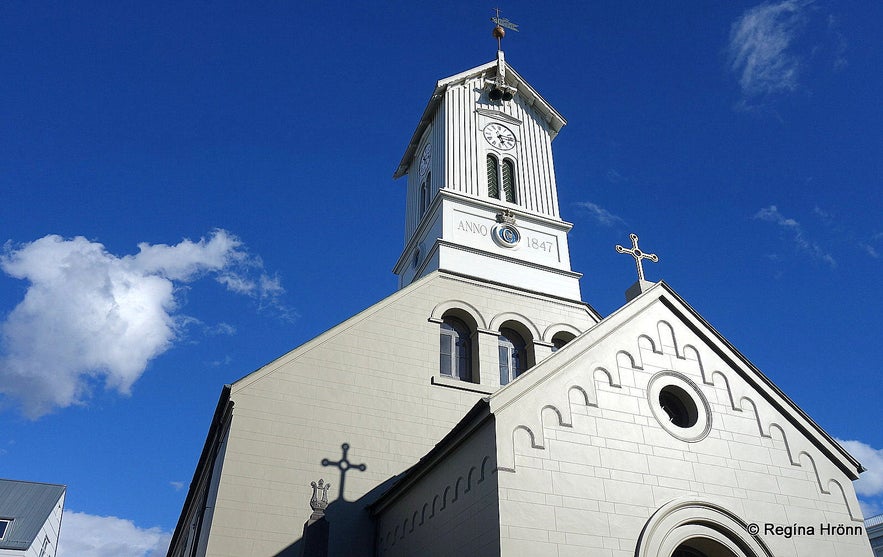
left=1, top=2, right=881, bottom=554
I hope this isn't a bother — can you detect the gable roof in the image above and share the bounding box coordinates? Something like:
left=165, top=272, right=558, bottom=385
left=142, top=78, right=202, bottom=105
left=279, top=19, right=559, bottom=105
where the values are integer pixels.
left=0, top=479, right=65, bottom=550
left=489, top=280, right=864, bottom=479
left=393, top=55, right=567, bottom=179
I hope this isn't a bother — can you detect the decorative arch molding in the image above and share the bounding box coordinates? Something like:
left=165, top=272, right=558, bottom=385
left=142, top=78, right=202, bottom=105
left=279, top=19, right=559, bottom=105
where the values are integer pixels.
left=741, top=404, right=862, bottom=520
left=635, top=497, right=775, bottom=557
left=542, top=322, right=582, bottom=343
left=709, top=370, right=739, bottom=411
left=797, top=451, right=826, bottom=493
left=513, top=424, right=543, bottom=451
left=377, top=453, right=496, bottom=555
left=637, top=334, right=659, bottom=355
left=428, top=299, right=486, bottom=330
left=769, top=423, right=797, bottom=465
left=494, top=320, right=863, bottom=523
left=498, top=365, right=621, bottom=471
left=683, top=344, right=708, bottom=381
left=738, top=396, right=767, bottom=437
left=488, top=311, right=541, bottom=340
left=541, top=403, right=572, bottom=429
left=657, top=320, right=678, bottom=356
left=617, top=350, right=642, bottom=373
left=828, top=478, right=862, bottom=521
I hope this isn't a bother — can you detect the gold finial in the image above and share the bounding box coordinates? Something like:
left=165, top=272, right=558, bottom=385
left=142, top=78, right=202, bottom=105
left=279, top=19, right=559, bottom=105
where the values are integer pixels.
left=491, top=8, right=519, bottom=51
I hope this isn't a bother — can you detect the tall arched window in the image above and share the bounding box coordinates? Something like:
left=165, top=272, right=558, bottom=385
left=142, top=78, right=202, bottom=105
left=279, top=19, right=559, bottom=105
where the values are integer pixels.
left=498, top=327, right=526, bottom=386
left=486, top=155, right=499, bottom=199
left=501, top=159, right=515, bottom=203
left=419, top=172, right=431, bottom=219
left=440, top=317, right=472, bottom=381
left=487, top=155, right=516, bottom=204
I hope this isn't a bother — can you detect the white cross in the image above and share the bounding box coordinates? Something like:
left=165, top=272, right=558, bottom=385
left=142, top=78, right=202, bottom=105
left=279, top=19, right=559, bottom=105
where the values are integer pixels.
left=616, top=233, right=658, bottom=283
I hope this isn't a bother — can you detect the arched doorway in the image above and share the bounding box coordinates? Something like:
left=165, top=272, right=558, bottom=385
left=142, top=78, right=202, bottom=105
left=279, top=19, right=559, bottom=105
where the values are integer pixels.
left=672, top=537, right=740, bottom=557
left=635, top=498, right=774, bottom=557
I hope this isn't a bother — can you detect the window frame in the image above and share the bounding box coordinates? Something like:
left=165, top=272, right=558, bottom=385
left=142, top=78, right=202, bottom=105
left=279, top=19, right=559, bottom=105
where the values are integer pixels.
left=439, top=317, right=473, bottom=382
left=0, top=519, right=11, bottom=540
left=498, top=327, right=527, bottom=386
left=418, top=171, right=431, bottom=219
left=486, top=154, right=517, bottom=204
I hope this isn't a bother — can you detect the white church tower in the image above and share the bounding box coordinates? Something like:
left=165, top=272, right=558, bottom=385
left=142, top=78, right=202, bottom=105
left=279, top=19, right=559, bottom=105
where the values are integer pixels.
left=392, top=46, right=581, bottom=301
left=169, top=16, right=872, bottom=557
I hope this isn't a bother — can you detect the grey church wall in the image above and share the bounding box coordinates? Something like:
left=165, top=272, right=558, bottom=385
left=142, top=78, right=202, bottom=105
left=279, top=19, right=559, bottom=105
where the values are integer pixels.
left=199, top=271, right=597, bottom=557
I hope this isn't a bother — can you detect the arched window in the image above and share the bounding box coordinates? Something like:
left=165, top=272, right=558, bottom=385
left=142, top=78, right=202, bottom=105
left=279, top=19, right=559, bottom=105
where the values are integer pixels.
left=498, top=327, right=526, bottom=386
left=501, top=159, right=515, bottom=203
left=551, top=332, right=576, bottom=352
left=486, top=155, right=499, bottom=199
left=486, top=155, right=517, bottom=204
left=419, top=171, right=431, bottom=219
left=440, top=317, right=472, bottom=381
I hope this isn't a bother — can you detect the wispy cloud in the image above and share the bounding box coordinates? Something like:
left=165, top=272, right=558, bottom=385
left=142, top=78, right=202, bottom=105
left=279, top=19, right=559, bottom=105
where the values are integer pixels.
left=861, top=232, right=883, bottom=259
left=58, top=511, right=171, bottom=557
left=605, top=169, right=627, bottom=184
left=835, top=438, right=883, bottom=518
left=753, top=205, right=835, bottom=267
left=574, top=201, right=626, bottom=227
left=728, top=0, right=812, bottom=105
left=0, top=229, right=286, bottom=418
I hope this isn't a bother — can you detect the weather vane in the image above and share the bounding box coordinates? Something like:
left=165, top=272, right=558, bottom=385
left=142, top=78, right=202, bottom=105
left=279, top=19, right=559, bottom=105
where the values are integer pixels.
left=491, top=8, right=519, bottom=51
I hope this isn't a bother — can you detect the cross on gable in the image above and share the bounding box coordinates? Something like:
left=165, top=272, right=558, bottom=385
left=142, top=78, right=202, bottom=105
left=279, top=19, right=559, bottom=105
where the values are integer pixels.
left=616, top=233, right=659, bottom=283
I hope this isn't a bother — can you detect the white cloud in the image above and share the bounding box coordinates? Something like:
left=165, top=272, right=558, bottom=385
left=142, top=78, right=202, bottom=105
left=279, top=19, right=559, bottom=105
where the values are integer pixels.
left=0, top=229, right=284, bottom=418
left=575, top=201, right=626, bottom=227
left=58, top=511, right=171, bottom=557
left=836, top=439, right=883, bottom=499
left=728, top=0, right=811, bottom=102
left=753, top=205, right=835, bottom=267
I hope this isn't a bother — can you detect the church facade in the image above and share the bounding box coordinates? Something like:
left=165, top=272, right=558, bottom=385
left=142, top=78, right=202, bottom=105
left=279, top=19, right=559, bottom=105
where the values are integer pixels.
left=168, top=46, right=872, bottom=557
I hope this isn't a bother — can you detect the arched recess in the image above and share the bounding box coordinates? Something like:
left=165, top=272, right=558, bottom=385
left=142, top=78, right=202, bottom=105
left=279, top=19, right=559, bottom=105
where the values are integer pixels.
left=493, top=316, right=540, bottom=381
left=683, top=344, right=708, bottom=383
left=543, top=322, right=581, bottom=343
left=488, top=312, right=541, bottom=342
left=636, top=497, right=774, bottom=557
left=434, top=304, right=481, bottom=383
left=738, top=396, right=768, bottom=437
left=709, top=370, right=738, bottom=411
left=657, top=320, right=679, bottom=356
left=638, top=334, right=659, bottom=354
left=428, top=300, right=486, bottom=330
left=827, top=478, right=863, bottom=521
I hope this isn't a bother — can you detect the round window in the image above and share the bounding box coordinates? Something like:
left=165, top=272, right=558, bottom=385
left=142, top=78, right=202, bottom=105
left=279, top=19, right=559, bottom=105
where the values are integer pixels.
left=659, top=385, right=698, bottom=428
left=647, top=372, right=711, bottom=442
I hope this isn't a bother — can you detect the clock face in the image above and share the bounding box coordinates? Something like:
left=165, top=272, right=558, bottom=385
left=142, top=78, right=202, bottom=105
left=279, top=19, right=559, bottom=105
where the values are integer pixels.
left=483, top=123, right=516, bottom=150
left=418, top=143, right=431, bottom=176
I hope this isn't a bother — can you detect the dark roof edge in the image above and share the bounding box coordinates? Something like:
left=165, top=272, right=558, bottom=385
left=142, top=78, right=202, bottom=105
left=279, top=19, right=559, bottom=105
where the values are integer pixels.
left=657, top=281, right=865, bottom=478
left=167, top=385, right=233, bottom=556
left=368, top=398, right=492, bottom=515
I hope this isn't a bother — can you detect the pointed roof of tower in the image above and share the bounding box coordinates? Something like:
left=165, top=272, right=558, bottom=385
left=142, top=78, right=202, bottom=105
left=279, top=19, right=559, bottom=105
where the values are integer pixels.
left=393, top=54, right=567, bottom=179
